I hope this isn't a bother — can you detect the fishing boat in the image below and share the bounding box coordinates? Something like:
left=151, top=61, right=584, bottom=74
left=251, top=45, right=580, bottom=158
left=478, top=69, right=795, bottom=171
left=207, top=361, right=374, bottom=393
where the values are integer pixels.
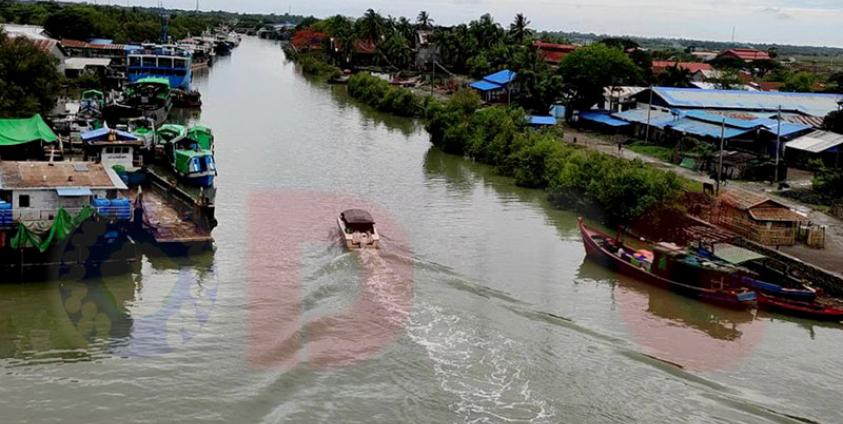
left=693, top=244, right=817, bottom=302
left=78, top=89, right=105, bottom=120
left=755, top=293, right=843, bottom=321
left=171, top=89, right=202, bottom=108
left=578, top=218, right=756, bottom=309
left=156, top=124, right=216, bottom=187
left=337, top=209, right=380, bottom=249
left=81, top=126, right=147, bottom=186
left=126, top=44, right=193, bottom=90
left=104, top=77, right=173, bottom=127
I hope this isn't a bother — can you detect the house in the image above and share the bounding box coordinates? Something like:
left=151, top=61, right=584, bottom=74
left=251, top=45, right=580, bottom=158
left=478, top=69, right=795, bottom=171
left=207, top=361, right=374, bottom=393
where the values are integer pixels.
left=716, top=189, right=804, bottom=246
left=0, top=161, right=128, bottom=222
left=290, top=29, right=326, bottom=52
left=717, top=48, right=772, bottom=63
left=630, top=87, right=843, bottom=128
left=60, top=39, right=131, bottom=74
left=1, top=24, right=67, bottom=69
left=651, top=61, right=712, bottom=75
left=469, top=70, right=518, bottom=103
left=603, top=86, right=647, bottom=112
left=576, top=110, right=630, bottom=133
left=691, top=69, right=722, bottom=82
left=785, top=130, right=843, bottom=168
left=415, top=30, right=439, bottom=69
left=533, top=41, right=577, bottom=66
left=63, top=57, right=112, bottom=79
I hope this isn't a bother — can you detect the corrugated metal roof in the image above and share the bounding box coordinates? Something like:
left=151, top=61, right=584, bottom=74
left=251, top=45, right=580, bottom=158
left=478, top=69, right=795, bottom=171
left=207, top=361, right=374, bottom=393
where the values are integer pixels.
left=652, top=61, right=712, bottom=73
left=785, top=130, right=843, bottom=153
left=0, top=162, right=122, bottom=189
left=483, top=70, right=516, bottom=85
left=612, top=108, right=678, bottom=129
left=579, top=111, right=630, bottom=127
left=651, top=87, right=843, bottom=118
left=64, top=57, right=112, bottom=70
left=666, top=118, right=754, bottom=139
left=684, top=110, right=761, bottom=129
left=469, top=80, right=502, bottom=92
left=712, top=244, right=767, bottom=265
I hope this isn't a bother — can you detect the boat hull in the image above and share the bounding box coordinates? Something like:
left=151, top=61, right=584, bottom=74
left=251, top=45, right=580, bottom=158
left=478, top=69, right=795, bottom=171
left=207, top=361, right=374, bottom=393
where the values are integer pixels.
left=757, top=293, right=843, bottom=321
left=579, top=219, right=755, bottom=309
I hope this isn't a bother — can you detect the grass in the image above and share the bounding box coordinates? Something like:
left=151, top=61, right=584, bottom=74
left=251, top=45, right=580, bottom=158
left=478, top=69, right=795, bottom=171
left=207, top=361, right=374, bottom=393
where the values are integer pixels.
left=627, top=141, right=674, bottom=162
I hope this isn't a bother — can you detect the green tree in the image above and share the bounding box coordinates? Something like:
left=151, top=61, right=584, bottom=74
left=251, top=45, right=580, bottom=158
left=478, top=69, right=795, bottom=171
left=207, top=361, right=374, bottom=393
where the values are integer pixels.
left=782, top=71, right=817, bottom=92
left=357, top=9, right=385, bottom=44
left=558, top=43, right=640, bottom=114
left=0, top=31, right=62, bottom=117
left=43, top=5, right=102, bottom=40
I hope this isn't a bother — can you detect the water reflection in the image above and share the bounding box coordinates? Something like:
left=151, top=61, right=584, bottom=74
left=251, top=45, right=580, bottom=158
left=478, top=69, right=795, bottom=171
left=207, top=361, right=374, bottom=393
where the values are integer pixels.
left=0, top=251, right=217, bottom=362
left=576, top=259, right=765, bottom=371
left=0, top=274, right=136, bottom=362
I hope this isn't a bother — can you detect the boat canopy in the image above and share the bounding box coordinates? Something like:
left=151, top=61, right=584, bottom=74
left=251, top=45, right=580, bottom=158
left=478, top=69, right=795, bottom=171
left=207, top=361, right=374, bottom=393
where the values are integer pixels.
left=133, top=76, right=172, bottom=88
left=712, top=244, right=767, bottom=265
left=157, top=124, right=187, bottom=142
left=82, top=125, right=140, bottom=143
left=188, top=125, right=213, bottom=150
left=81, top=89, right=105, bottom=100
left=0, top=114, right=58, bottom=146
left=341, top=209, right=375, bottom=225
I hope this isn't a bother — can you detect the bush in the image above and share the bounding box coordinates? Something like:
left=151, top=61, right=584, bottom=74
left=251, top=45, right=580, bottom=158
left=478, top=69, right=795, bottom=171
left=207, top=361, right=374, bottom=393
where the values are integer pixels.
left=298, top=55, right=340, bottom=78
left=425, top=92, right=683, bottom=224
left=347, top=73, right=426, bottom=117
left=813, top=166, right=843, bottom=199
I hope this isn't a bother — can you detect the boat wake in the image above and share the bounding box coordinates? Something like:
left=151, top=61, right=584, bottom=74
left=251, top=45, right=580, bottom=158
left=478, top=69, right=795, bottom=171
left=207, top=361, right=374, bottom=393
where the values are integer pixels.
left=406, top=302, right=557, bottom=423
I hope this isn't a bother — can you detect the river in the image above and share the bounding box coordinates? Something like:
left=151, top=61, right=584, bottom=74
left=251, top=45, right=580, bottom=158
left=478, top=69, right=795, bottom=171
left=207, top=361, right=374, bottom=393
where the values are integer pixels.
left=2, top=37, right=842, bottom=424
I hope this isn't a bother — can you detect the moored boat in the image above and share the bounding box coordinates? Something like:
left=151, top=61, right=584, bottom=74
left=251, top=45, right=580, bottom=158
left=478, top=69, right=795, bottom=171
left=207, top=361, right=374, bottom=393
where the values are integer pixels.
left=338, top=209, right=380, bottom=249
left=757, top=293, right=843, bottom=321
left=578, top=218, right=756, bottom=309
left=156, top=124, right=216, bottom=187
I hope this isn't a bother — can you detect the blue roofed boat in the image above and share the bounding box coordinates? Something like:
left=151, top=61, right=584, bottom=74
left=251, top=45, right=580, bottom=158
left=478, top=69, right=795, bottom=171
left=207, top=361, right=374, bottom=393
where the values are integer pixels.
left=126, top=44, right=193, bottom=90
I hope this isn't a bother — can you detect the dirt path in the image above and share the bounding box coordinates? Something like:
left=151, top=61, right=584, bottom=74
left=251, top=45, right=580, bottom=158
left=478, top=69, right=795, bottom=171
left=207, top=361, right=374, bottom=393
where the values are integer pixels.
left=562, top=126, right=843, bottom=275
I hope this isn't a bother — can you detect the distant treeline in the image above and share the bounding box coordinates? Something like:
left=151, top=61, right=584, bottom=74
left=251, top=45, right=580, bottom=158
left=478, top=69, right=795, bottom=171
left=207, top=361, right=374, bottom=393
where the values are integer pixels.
left=544, top=31, right=843, bottom=58
left=0, top=0, right=306, bottom=42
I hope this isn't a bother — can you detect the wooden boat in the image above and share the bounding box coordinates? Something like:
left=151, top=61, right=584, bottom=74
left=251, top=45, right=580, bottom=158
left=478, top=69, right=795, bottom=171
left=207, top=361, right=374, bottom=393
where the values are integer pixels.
left=757, top=293, right=843, bottom=321
left=578, top=218, right=756, bottom=309
left=337, top=209, right=380, bottom=249
left=155, top=124, right=216, bottom=188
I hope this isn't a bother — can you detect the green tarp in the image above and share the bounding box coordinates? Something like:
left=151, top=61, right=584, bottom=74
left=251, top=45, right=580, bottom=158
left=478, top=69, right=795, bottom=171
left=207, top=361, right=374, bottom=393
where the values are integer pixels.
left=11, top=206, right=96, bottom=253
left=0, top=114, right=57, bottom=146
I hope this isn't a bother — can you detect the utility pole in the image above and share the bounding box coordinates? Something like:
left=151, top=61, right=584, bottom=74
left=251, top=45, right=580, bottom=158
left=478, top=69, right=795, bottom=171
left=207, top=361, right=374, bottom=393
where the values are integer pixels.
left=644, top=86, right=653, bottom=143
left=716, top=118, right=726, bottom=196
left=774, top=105, right=782, bottom=184
left=430, top=60, right=435, bottom=97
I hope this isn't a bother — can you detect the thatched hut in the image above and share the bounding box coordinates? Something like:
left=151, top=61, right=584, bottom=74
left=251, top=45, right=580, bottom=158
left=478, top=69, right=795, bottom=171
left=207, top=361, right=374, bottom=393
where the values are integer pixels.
left=716, top=190, right=805, bottom=246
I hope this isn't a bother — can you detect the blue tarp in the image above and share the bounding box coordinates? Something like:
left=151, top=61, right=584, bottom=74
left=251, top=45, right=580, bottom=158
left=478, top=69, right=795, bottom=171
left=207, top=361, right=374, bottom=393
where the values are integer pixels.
left=484, top=69, right=517, bottom=85
left=529, top=115, right=557, bottom=126
left=81, top=126, right=140, bottom=143
left=579, top=111, right=631, bottom=127
left=469, top=80, right=503, bottom=92
left=56, top=188, right=93, bottom=197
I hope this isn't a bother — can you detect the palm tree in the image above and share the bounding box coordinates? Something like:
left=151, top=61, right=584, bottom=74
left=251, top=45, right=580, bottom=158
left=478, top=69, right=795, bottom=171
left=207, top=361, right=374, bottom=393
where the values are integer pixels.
left=509, top=13, right=532, bottom=44
left=358, top=9, right=385, bottom=44
left=416, top=11, right=433, bottom=29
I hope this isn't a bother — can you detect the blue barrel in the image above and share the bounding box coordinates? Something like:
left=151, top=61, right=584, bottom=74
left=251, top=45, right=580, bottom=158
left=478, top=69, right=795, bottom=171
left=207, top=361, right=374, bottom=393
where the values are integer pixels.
left=111, top=199, right=132, bottom=221
left=0, top=201, right=11, bottom=227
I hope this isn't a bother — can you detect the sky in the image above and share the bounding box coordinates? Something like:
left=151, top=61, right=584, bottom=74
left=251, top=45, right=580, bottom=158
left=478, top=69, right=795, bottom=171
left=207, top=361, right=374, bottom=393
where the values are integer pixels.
left=69, top=0, right=843, bottom=47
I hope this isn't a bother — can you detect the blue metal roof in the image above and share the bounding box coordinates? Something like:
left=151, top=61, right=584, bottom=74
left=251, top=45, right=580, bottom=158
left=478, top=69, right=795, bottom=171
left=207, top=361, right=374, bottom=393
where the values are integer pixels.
left=666, top=118, right=753, bottom=139
left=81, top=127, right=140, bottom=142
left=469, top=80, right=502, bottom=92
left=612, top=109, right=678, bottom=129
left=483, top=69, right=516, bottom=85
left=651, top=87, right=843, bottom=118
left=579, top=110, right=631, bottom=127
left=88, top=38, right=113, bottom=45
left=754, top=118, right=813, bottom=138
left=529, top=115, right=557, bottom=126
left=683, top=110, right=761, bottom=129
left=56, top=187, right=93, bottom=197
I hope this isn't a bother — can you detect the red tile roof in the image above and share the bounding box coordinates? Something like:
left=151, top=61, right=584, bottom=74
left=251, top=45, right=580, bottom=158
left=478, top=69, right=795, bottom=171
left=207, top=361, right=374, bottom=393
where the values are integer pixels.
left=651, top=61, right=712, bottom=74
left=753, top=81, right=785, bottom=92
left=533, top=41, right=577, bottom=64
left=719, top=48, right=771, bottom=61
